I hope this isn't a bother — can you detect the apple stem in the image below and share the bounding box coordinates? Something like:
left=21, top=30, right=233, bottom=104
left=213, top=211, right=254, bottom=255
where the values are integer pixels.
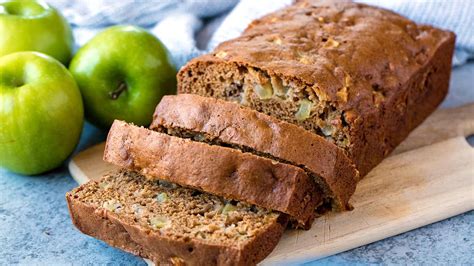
left=109, top=82, right=127, bottom=100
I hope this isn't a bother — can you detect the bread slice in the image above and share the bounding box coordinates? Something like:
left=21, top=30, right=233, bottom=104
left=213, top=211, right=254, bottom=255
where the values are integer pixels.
left=104, top=120, right=320, bottom=228
left=151, top=94, right=358, bottom=211
left=66, top=170, right=287, bottom=265
left=177, top=1, right=455, bottom=176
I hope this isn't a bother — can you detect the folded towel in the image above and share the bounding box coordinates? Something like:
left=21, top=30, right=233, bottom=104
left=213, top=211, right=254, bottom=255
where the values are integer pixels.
left=50, top=0, right=473, bottom=68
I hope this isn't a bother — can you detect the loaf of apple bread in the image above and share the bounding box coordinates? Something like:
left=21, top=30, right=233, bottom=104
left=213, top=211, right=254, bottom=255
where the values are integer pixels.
left=177, top=1, right=455, bottom=176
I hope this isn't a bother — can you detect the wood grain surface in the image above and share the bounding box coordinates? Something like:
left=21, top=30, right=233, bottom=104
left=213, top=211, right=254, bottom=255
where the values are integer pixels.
left=68, top=103, right=474, bottom=265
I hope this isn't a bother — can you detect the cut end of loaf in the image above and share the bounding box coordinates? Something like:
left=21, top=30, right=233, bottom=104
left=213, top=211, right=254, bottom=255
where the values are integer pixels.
left=178, top=62, right=353, bottom=152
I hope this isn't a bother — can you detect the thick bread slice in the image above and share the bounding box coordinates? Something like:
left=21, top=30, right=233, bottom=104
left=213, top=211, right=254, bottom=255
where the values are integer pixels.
left=151, top=94, right=358, bottom=211
left=66, top=170, right=287, bottom=265
left=104, top=120, right=320, bottom=227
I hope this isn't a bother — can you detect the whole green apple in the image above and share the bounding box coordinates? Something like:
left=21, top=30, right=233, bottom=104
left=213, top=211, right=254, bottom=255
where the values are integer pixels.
left=0, top=0, right=73, bottom=65
left=69, top=25, right=176, bottom=129
left=0, top=52, right=84, bottom=175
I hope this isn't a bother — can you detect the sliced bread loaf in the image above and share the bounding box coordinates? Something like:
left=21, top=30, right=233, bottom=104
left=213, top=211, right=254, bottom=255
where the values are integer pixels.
left=104, top=120, right=320, bottom=228
left=151, top=94, right=358, bottom=211
left=177, top=1, right=455, bottom=176
left=66, top=169, right=287, bottom=265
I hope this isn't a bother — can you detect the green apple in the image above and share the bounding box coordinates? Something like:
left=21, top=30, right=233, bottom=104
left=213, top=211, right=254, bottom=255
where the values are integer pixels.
left=0, top=0, right=74, bottom=65
left=0, top=52, right=83, bottom=175
left=69, top=25, right=176, bottom=129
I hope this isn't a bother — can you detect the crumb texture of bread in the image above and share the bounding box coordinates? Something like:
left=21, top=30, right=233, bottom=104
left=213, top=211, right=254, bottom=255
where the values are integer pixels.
left=104, top=120, right=320, bottom=228
left=66, top=170, right=287, bottom=266
left=177, top=1, right=455, bottom=176
left=151, top=94, right=358, bottom=211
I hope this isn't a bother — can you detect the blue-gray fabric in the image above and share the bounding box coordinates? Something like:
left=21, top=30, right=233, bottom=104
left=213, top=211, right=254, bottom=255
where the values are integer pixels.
left=49, top=0, right=472, bottom=67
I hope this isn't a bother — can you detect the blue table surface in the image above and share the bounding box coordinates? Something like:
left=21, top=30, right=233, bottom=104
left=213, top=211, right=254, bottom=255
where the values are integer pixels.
left=1, top=63, right=473, bottom=265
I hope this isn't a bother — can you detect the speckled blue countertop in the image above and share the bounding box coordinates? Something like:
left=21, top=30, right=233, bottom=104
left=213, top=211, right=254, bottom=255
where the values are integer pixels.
left=1, top=64, right=473, bottom=265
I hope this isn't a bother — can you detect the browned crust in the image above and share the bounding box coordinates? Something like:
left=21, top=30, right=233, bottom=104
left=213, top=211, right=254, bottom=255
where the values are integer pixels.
left=104, top=120, right=319, bottom=227
left=176, top=2, right=455, bottom=177
left=345, top=33, right=455, bottom=176
left=66, top=184, right=287, bottom=265
left=151, top=94, right=358, bottom=209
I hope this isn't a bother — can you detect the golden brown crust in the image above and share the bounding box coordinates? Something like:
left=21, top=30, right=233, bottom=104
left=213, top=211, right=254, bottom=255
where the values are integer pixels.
left=104, top=120, right=319, bottom=227
left=66, top=171, right=288, bottom=266
left=193, top=1, right=453, bottom=113
left=344, top=34, right=455, bottom=175
left=151, top=94, right=358, bottom=210
left=177, top=1, right=455, bottom=176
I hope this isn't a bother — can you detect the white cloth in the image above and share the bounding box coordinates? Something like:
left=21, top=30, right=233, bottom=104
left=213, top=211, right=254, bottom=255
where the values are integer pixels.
left=49, top=0, right=474, bottom=68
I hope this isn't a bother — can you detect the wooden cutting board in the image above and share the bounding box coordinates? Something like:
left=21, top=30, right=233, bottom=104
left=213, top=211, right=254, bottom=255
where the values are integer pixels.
left=69, top=103, right=474, bottom=265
